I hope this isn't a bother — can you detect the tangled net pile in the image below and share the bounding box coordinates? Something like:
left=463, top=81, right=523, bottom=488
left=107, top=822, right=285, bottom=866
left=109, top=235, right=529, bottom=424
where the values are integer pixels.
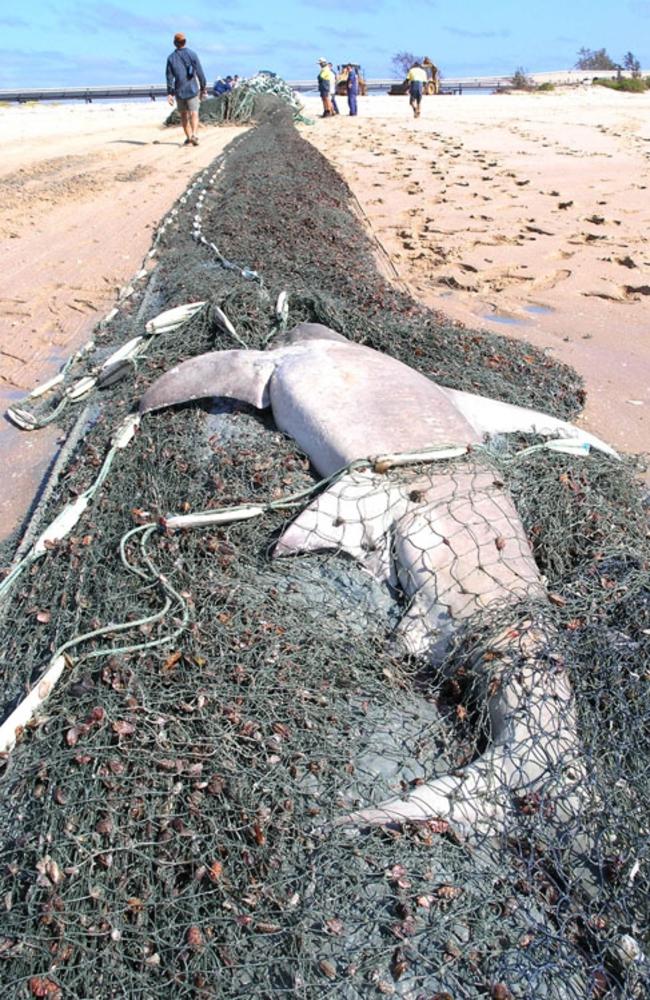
left=0, top=97, right=648, bottom=999
left=165, top=72, right=313, bottom=128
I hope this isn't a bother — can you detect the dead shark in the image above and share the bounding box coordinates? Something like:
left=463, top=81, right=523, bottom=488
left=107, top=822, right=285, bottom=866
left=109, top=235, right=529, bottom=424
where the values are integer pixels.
left=140, top=323, right=615, bottom=835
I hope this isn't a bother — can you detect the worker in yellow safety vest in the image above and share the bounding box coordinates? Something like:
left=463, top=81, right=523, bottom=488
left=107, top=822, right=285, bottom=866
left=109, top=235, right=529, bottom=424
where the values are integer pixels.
left=317, top=58, right=335, bottom=117
left=406, top=62, right=427, bottom=118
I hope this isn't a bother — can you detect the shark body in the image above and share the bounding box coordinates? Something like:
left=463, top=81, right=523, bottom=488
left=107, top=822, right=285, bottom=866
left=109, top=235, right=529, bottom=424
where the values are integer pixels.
left=140, top=323, right=613, bottom=834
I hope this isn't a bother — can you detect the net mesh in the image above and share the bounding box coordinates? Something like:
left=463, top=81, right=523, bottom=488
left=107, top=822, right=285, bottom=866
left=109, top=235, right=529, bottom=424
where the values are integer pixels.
left=0, top=96, right=648, bottom=1000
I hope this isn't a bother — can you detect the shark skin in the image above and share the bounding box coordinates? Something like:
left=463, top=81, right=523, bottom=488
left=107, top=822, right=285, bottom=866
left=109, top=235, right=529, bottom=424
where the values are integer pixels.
left=140, top=323, right=613, bottom=836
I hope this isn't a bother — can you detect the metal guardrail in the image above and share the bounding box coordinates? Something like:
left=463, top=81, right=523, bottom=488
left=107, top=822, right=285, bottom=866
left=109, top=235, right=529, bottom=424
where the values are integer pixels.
left=0, top=80, right=501, bottom=103
left=1, top=70, right=647, bottom=104
left=0, top=85, right=169, bottom=103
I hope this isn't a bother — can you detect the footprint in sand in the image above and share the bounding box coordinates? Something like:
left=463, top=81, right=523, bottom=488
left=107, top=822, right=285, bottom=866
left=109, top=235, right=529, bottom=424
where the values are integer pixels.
left=532, top=268, right=572, bottom=290
left=624, top=284, right=650, bottom=299
left=582, top=288, right=627, bottom=302
left=436, top=273, right=480, bottom=293
left=525, top=224, right=555, bottom=236
left=580, top=232, right=608, bottom=244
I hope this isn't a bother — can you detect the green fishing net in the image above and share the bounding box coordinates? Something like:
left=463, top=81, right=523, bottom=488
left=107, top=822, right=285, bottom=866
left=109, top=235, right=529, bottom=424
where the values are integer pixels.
left=0, top=96, right=648, bottom=999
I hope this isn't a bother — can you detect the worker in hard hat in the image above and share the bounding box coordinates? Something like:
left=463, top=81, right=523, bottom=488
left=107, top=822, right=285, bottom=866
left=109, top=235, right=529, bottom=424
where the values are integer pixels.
left=317, top=57, right=334, bottom=117
left=406, top=61, right=427, bottom=118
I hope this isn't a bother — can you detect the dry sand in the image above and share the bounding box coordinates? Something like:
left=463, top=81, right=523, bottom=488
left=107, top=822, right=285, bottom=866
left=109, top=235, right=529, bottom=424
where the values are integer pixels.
left=1, top=88, right=648, bottom=541
left=0, top=101, right=245, bottom=540
left=299, top=89, right=650, bottom=459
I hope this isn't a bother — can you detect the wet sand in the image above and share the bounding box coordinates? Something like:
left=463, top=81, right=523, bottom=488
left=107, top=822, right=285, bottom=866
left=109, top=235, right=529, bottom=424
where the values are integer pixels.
left=1, top=88, right=648, bottom=542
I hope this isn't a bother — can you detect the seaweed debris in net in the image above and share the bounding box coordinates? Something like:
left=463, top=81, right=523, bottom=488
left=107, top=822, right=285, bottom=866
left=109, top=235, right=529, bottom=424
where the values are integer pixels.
left=0, top=94, right=648, bottom=999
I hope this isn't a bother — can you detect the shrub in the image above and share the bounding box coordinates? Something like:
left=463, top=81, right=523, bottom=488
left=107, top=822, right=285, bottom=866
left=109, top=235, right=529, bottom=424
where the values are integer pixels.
left=537, top=82, right=555, bottom=92
left=594, top=76, right=648, bottom=93
left=509, top=67, right=534, bottom=90
left=575, top=47, right=617, bottom=70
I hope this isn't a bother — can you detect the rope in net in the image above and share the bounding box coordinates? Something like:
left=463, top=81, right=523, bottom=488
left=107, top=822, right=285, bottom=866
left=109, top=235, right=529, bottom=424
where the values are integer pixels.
left=0, top=96, right=648, bottom=999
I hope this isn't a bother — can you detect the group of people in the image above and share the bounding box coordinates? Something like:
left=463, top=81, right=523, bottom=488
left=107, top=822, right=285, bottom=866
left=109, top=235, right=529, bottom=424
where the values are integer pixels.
left=316, top=57, right=429, bottom=121
left=317, top=58, right=359, bottom=117
left=165, top=33, right=427, bottom=147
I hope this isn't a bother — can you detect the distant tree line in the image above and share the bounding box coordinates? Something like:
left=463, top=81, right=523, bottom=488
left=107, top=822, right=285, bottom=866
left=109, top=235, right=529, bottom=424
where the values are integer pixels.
left=391, top=48, right=646, bottom=91
left=575, top=48, right=642, bottom=76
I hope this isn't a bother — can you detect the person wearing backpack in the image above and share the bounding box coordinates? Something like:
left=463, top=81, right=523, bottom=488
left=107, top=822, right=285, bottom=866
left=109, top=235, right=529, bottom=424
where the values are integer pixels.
left=166, top=32, right=207, bottom=146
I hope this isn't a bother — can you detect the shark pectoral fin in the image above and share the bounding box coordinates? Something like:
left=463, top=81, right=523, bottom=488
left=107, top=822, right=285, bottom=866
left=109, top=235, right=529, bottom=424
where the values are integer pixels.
left=139, top=350, right=277, bottom=414
left=273, top=471, right=408, bottom=582
left=440, top=386, right=618, bottom=459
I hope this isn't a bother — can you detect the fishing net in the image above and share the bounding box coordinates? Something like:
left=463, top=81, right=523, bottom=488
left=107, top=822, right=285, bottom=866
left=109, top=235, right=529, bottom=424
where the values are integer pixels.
left=0, top=96, right=648, bottom=999
left=164, top=72, right=313, bottom=128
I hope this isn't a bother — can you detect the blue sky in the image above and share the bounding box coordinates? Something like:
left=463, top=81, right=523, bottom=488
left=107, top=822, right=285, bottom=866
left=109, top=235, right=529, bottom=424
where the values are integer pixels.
left=1, top=1, right=649, bottom=88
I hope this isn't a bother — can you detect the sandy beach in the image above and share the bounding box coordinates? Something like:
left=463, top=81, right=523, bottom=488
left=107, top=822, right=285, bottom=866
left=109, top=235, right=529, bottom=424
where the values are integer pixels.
left=1, top=87, right=648, bottom=540
left=0, top=101, right=245, bottom=539
left=299, top=90, right=650, bottom=456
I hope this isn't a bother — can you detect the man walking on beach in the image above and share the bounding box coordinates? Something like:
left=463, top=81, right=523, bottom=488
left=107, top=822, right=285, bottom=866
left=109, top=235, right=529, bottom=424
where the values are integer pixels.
left=407, top=62, right=427, bottom=118
left=166, top=33, right=207, bottom=146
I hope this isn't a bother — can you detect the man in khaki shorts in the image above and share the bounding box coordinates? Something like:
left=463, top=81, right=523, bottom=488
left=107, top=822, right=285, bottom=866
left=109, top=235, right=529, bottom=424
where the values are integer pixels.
left=406, top=61, right=427, bottom=118
left=166, top=32, right=207, bottom=146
